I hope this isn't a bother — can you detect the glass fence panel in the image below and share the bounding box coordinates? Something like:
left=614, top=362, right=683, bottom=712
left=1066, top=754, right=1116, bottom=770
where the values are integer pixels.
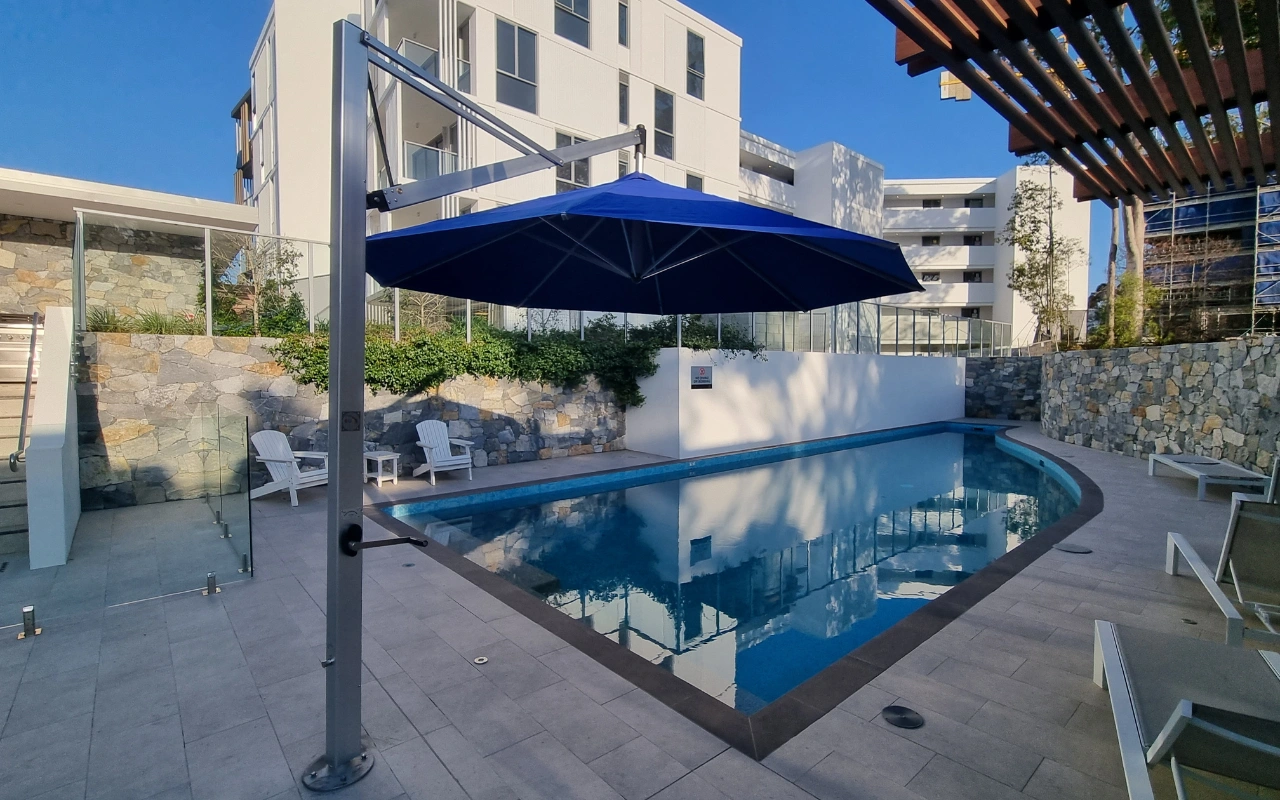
left=82, top=212, right=207, bottom=333
left=209, top=230, right=310, bottom=337
left=217, top=408, right=253, bottom=576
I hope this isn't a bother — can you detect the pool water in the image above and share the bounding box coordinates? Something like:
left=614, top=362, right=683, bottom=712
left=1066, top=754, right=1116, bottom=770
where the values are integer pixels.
left=392, top=430, right=1077, bottom=714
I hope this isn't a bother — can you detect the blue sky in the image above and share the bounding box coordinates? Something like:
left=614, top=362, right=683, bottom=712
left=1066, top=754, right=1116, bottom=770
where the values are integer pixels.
left=0, top=0, right=1110, bottom=289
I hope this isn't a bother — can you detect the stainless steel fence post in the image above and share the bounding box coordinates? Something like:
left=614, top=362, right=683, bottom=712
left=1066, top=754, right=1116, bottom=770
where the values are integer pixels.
left=307, top=241, right=316, bottom=333
left=73, top=211, right=86, bottom=331
left=676, top=315, right=682, bottom=348
left=467, top=299, right=473, bottom=342
left=204, top=228, right=214, bottom=336
left=716, top=313, right=722, bottom=346
left=393, top=288, right=401, bottom=341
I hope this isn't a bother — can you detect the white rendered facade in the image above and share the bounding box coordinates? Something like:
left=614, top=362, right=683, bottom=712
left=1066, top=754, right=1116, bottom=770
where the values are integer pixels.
left=240, top=0, right=742, bottom=252
left=879, top=167, right=1091, bottom=347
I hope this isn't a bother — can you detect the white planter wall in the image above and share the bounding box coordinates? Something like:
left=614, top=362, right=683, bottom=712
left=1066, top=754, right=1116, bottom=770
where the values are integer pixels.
left=627, top=348, right=965, bottom=459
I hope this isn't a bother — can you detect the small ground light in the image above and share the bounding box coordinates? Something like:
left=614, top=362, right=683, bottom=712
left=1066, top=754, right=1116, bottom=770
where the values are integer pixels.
left=881, top=705, right=924, bottom=729
left=1053, top=543, right=1093, bottom=554
left=473, top=656, right=489, bottom=665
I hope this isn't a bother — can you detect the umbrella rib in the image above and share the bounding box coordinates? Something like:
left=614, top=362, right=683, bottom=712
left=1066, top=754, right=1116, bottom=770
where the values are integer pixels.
left=781, top=235, right=921, bottom=293
left=516, top=248, right=576, bottom=308
left=521, top=229, right=634, bottom=280
left=704, top=230, right=805, bottom=311
left=641, top=231, right=756, bottom=280
left=539, top=217, right=632, bottom=278
left=620, top=219, right=639, bottom=279
left=647, top=227, right=705, bottom=275
left=377, top=219, right=542, bottom=286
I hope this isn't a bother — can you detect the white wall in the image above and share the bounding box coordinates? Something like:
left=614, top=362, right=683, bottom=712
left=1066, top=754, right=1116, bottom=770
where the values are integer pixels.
left=795, top=142, right=884, bottom=237
left=627, top=348, right=964, bottom=459
left=26, top=307, right=80, bottom=569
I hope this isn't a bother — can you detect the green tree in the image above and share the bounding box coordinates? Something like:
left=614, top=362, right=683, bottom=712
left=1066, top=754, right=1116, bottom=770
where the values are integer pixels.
left=201, top=235, right=308, bottom=336
left=997, top=165, right=1082, bottom=345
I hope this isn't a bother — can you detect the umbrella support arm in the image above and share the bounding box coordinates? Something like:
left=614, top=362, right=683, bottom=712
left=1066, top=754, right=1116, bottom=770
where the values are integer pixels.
left=370, top=128, right=645, bottom=212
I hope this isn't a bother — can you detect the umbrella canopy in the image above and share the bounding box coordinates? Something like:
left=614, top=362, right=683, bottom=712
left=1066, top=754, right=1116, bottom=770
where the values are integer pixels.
left=366, top=173, right=922, bottom=314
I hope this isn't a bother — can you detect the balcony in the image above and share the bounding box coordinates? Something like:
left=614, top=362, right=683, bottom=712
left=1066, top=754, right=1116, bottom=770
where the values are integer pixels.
left=738, top=167, right=794, bottom=211
left=399, top=38, right=439, bottom=78
left=900, top=245, right=996, bottom=268
left=458, top=59, right=472, bottom=93
left=883, top=207, right=997, bottom=232
left=404, top=142, right=458, bottom=182
left=884, top=282, right=996, bottom=307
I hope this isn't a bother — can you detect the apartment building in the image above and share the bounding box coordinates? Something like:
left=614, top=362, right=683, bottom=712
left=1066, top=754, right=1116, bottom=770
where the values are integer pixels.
left=878, top=167, right=1091, bottom=347
left=233, top=0, right=743, bottom=249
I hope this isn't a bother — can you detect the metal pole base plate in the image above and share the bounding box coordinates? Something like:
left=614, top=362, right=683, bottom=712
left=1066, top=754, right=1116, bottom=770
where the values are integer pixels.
left=302, top=750, right=375, bottom=792
left=16, top=628, right=40, bottom=640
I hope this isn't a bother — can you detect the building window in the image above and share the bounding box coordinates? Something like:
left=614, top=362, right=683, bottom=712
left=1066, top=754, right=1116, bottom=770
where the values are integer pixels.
left=496, top=20, right=537, bottom=113
left=686, top=173, right=703, bottom=192
left=963, top=234, right=983, bottom=246
left=922, top=198, right=942, bottom=208
left=921, top=235, right=940, bottom=246
left=556, top=132, right=590, bottom=192
left=687, top=31, right=705, bottom=99
left=964, top=197, right=985, bottom=208
left=921, top=272, right=941, bottom=282
left=618, top=72, right=629, bottom=125
left=618, top=150, right=630, bottom=178
left=554, top=0, right=590, bottom=47
left=618, top=0, right=629, bottom=46
left=961, top=307, right=981, bottom=319
left=654, top=88, right=675, bottom=159
left=963, top=271, right=982, bottom=283
left=458, top=20, right=473, bottom=93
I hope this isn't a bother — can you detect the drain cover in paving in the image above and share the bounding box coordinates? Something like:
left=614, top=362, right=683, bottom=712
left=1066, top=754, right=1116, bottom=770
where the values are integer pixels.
left=881, top=705, right=924, bottom=729
left=1053, top=543, right=1092, bottom=554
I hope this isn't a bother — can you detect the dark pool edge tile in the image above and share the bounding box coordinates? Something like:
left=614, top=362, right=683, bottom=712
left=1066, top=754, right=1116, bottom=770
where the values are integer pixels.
left=364, top=426, right=1106, bottom=763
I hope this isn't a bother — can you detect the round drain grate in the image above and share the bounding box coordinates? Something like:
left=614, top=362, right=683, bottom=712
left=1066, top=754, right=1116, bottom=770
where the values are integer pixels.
left=473, top=656, right=489, bottom=665
left=881, top=705, right=924, bottom=729
left=1053, top=543, right=1093, bottom=554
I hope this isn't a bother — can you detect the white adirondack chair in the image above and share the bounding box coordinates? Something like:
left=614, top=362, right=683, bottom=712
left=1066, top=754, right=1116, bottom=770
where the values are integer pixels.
left=249, top=429, right=329, bottom=506
left=413, top=420, right=474, bottom=485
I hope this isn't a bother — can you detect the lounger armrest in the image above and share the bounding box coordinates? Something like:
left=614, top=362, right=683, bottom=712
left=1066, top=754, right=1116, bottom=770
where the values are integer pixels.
left=448, top=438, right=474, bottom=449
left=293, top=450, right=328, bottom=462
left=1166, top=532, right=1246, bottom=646
left=255, top=455, right=300, bottom=464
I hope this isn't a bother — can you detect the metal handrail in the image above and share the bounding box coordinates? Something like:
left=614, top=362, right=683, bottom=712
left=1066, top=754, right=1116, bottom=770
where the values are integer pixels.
left=9, top=311, right=41, bottom=472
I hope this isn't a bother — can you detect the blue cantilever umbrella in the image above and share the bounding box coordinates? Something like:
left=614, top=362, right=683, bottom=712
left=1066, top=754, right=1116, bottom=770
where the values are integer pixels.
left=366, top=173, right=921, bottom=312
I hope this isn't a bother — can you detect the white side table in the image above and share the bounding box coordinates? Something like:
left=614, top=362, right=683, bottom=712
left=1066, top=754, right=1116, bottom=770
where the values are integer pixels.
left=363, top=451, right=400, bottom=486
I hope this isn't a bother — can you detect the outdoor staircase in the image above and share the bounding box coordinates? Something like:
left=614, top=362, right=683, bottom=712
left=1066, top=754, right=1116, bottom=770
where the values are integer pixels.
left=0, top=314, right=41, bottom=554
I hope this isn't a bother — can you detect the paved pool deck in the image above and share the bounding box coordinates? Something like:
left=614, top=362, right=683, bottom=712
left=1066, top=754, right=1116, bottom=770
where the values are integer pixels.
left=0, top=425, right=1260, bottom=800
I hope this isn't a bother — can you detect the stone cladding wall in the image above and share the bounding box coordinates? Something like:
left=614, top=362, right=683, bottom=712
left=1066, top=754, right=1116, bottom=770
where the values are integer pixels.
left=1042, top=337, right=1279, bottom=473
left=0, top=215, right=74, bottom=315
left=965, top=357, right=1042, bottom=420
left=77, top=333, right=625, bottom=508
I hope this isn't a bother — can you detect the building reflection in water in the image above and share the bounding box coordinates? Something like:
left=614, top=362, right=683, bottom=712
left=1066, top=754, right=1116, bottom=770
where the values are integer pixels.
left=404, top=433, right=1075, bottom=713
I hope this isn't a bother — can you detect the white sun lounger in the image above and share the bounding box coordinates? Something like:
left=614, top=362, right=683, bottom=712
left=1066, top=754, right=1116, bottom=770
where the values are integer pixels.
left=249, top=429, right=329, bottom=507
left=1148, top=453, right=1270, bottom=501
left=1167, top=496, right=1280, bottom=646
left=412, top=420, right=474, bottom=485
left=1093, top=621, right=1280, bottom=800
left=1233, top=460, right=1280, bottom=505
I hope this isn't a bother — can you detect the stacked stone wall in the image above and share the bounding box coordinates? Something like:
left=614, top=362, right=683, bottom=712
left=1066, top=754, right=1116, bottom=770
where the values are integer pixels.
left=77, top=333, right=625, bottom=508
left=965, top=357, right=1042, bottom=420
left=0, top=215, right=74, bottom=315
left=1042, top=337, right=1279, bottom=473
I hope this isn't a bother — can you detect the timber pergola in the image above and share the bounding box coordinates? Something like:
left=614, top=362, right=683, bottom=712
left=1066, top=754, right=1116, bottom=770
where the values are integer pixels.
left=865, top=0, right=1280, bottom=205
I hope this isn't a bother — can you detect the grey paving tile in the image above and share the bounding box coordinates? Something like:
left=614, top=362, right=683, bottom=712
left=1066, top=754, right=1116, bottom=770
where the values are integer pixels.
left=423, top=607, right=507, bottom=654
left=761, top=729, right=833, bottom=784
left=361, top=634, right=404, bottom=680
left=693, top=750, right=813, bottom=800
left=867, top=667, right=986, bottom=725
left=85, top=714, right=188, bottom=800
left=186, top=716, right=295, bottom=800
left=487, top=731, right=623, bottom=800
left=648, top=774, right=731, bottom=800
left=361, top=680, right=420, bottom=749
left=0, top=713, right=93, bottom=800
left=1009, top=658, right=1111, bottom=710
left=805, top=708, right=933, bottom=786
left=2, top=665, right=97, bottom=737
left=383, top=736, right=469, bottom=800
left=1065, top=701, right=1120, bottom=742
left=603, top=690, right=727, bottom=771
left=967, top=701, right=1125, bottom=788
left=795, top=751, right=929, bottom=800
left=904, top=755, right=1028, bottom=800
left=260, top=669, right=326, bottom=747
left=430, top=675, right=544, bottom=757
left=468, top=639, right=565, bottom=700
left=92, top=664, right=180, bottom=733
left=176, top=664, right=267, bottom=743
left=363, top=606, right=439, bottom=651
left=386, top=635, right=479, bottom=695
left=968, top=626, right=1093, bottom=678
left=97, top=628, right=172, bottom=683
left=588, top=736, right=689, bottom=800
left=915, top=631, right=1026, bottom=677
left=139, top=785, right=192, bottom=800
left=170, top=628, right=249, bottom=684
left=279, top=733, right=407, bottom=800
left=1022, top=758, right=1127, bottom=800
left=425, top=725, right=518, bottom=800
left=446, top=585, right=516, bottom=623
left=539, top=646, right=635, bottom=704
left=29, top=780, right=88, bottom=800
left=378, top=671, right=450, bottom=736
left=517, top=679, right=640, bottom=763
left=835, top=683, right=897, bottom=721
left=926, top=658, right=1079, bottom=725
left=242, top=631, right=321, bottom=689
left=490, top=612, right=569, bottom=658
left=22, top=626, right=103, bottom=681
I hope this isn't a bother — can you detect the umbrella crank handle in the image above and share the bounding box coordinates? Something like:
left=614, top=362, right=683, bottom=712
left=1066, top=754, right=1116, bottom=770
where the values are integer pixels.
left=339, top=524, right=429, bottom=557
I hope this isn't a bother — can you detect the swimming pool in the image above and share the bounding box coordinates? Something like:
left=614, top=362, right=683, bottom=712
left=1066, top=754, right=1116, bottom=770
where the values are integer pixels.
left=386, top=424, right=1078, bottom=714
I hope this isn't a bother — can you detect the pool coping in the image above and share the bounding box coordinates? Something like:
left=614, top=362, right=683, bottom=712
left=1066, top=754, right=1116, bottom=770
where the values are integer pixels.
left=365, top=423, right=1105, bottom=761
